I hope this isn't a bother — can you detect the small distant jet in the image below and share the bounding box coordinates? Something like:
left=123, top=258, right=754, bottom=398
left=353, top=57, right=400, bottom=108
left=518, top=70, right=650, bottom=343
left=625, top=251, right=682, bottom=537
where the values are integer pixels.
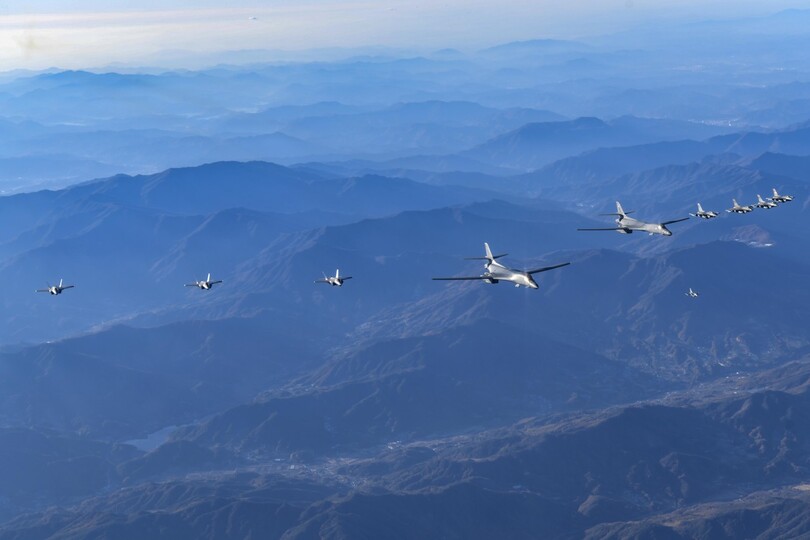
left=755, top=194, right=778, bottom=210
left=768, top=188, right=793, bottom=204
left=248, top=16, right=258, bottom=20
left=690, top=203, right=719, bottom=220
left=727, top=198, right=754, bottom=214
left=685, top=287, right=699, bottom=298
left=433, top=242, right=569, bottom=289
left=37, top=279, right=74, bottom=296
left=315, top=269, right=352, bottom=287
left=185, top=273, right=222, bottom=290
left=578, top=201, right=689, bottom=236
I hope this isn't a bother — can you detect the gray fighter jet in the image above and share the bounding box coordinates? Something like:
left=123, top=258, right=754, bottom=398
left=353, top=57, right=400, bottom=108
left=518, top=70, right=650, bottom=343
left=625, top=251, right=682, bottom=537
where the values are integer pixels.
left=685, top=287, right=699, bottom=298
left=185, top=273, right=222, bottom=290
left=690, top=203, right=719, bottom=219
left=727, top=198, right=754, bottom=214
left=37, top=279, right=74, bottom=296
left=578, top=201, right=689, bottom=236
left=768, top=188, right=793, bottom=203
left=433, top=243, right=569, bottom=289
left=315, top=269, right=352, bottom=287
left=755, top=194, right=778, bottom=209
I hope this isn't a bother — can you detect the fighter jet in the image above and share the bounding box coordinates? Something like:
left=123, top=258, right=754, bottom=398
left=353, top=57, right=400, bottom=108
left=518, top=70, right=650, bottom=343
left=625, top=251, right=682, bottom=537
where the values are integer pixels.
left=727, top=198, right=754, bottom=214
left=578, top=201, right=689, bottom=236
left=755, top=194, right=778, bottom=209
left=315, top=269, right=352, bottom=287
left=185, top=273, right=222, bottom=290
left=685, top=287, right=699, bottom=298
left=690, top=203, right=719, bottom=219
left=768, top=188, right=793, bottom=204
left=37, top=279, right=74, bottom=296
left=432, top=243, right=569, bottom=289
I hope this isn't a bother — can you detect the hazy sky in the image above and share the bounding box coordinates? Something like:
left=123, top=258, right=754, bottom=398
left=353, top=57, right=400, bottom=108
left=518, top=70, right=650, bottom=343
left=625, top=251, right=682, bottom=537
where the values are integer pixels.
left=0, top=1, right=806, bottom=70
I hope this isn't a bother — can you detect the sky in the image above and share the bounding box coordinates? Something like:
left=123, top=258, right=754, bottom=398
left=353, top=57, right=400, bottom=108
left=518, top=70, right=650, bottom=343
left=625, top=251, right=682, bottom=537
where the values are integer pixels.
left=0, top=0, right=806, bottom=70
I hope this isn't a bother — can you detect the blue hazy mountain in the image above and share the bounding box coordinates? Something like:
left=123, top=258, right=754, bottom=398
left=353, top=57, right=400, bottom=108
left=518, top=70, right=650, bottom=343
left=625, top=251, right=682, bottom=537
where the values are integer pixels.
left=172, top=319, right=656, bottom=456
left=467, top=116, right=772, bottom=170
left=2, top=8, right=810, bottom=539
left=0, top=161, right=514, bottom=343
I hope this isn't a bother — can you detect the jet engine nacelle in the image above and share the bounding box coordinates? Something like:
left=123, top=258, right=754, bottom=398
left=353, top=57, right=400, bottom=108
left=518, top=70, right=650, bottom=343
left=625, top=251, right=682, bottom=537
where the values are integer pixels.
left=484, top=278, right=499, bottom=284
left=617, top=228, right=632, bottom=234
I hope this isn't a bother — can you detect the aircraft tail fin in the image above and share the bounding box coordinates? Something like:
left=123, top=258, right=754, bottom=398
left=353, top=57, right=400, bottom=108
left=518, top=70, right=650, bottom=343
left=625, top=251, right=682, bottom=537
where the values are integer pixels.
left=465, top=242, right=507, bottom=261
left=600, top=202, right=633, bottom=217
left=336, top=268, right=340, bottom=279
left=732, top=198, right=739, bottom=207
left=207, top=273, right=211, bottom=283
left=59, top=278, right=63, bottom=288
left=484, top=243, right=507, bottom=260
left=773, top=188, right=779, bottom=197
left=697, top=203, right=705, bottom=213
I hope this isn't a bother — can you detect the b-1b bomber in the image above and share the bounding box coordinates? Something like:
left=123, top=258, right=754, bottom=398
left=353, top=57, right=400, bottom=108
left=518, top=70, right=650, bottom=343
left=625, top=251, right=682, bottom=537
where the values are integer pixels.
left=433, top=242, right=569, bottom=289
left=578, top=201, right=689, bottom=236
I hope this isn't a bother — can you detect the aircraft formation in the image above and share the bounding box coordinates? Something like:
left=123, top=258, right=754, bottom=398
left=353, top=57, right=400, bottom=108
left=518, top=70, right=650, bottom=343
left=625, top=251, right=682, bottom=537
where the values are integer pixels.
left=699, top=188, right=793, bottom=217
left=35, top=187, right=793, bottom=298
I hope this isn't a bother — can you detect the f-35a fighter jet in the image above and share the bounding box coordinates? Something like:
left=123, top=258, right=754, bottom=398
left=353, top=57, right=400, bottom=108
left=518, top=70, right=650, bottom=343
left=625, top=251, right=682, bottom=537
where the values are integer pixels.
left=37, top=278, right=74, bottom=295
left=315, top=269, right=352, bottom=287
left=185, top=273, right=222, bottom=290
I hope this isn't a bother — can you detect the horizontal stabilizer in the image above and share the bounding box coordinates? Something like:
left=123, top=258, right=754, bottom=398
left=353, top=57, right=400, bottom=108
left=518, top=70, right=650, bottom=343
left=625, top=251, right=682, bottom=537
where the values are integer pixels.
left=464, top=254, right=507, bottom=260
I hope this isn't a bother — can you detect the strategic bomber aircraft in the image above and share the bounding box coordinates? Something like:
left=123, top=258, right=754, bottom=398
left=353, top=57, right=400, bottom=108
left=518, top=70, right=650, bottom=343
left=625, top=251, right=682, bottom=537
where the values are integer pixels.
left=433, top=242, right=570, bottom=289
left=690, top=203, right=719, bottom=219
left=185, top=273, right=222, bottom=290
left=578, top=201, right=689, bottom=236
left=36, top=279, right=74, bottom=296
left=769, top=188, right=793, bottom=203
left=315, top=269, right=352, bottom=287
left=727, top=198, right=754, bottom=214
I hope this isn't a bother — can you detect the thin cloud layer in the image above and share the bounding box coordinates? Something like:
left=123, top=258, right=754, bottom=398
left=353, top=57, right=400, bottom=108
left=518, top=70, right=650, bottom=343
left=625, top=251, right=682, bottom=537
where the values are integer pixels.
left=0, top=0, right=804, bottom=70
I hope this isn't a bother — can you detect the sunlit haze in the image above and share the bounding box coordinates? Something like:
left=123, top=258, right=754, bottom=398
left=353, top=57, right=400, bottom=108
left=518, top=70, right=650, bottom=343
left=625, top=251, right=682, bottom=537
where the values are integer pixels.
left=0, top=0, right=806, bottom=69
